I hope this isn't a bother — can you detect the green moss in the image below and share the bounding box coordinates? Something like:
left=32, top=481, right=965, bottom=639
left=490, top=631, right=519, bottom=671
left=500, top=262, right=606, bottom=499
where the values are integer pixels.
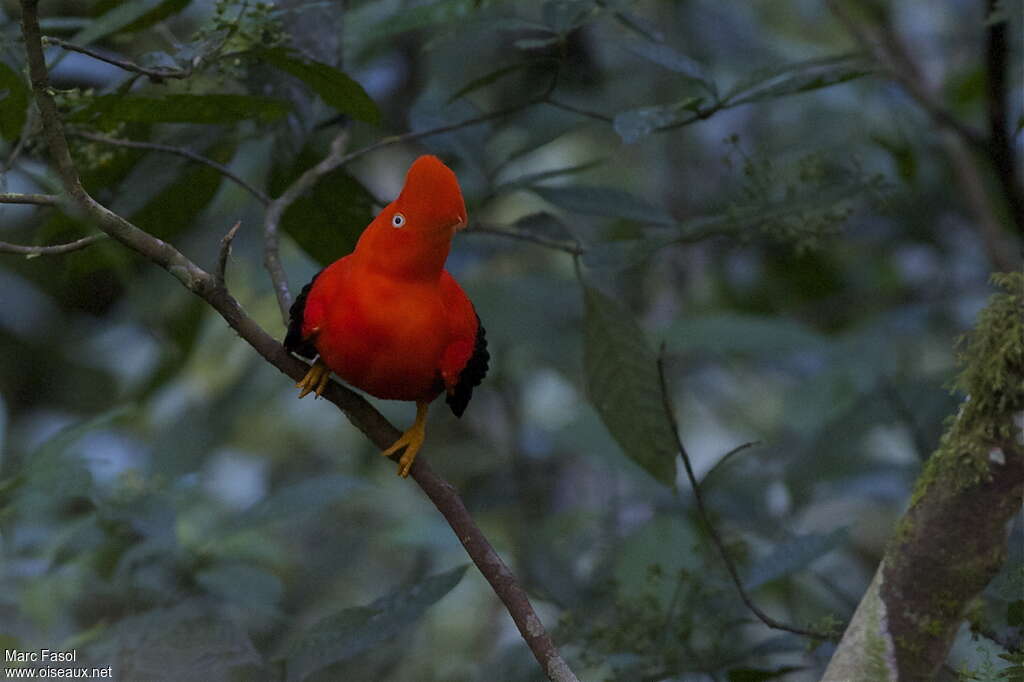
left=908, top=272, right=1024, bottom=507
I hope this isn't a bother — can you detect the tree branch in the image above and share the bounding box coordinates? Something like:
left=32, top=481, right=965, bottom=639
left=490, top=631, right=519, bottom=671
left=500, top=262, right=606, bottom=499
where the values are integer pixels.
left=263, top=129, right=350, bottom=322
left=0, top=234, right=105, bottom=256
left=216, top=220, right=241, bottom=287
left=656, top=351, right=838, bottom=641
left=466, top=222, right=585, bottom=255
left=74, top=131, right=271, bottom=207
left=824, top=273, right=1024, bottom=680
left=43, top=36, right=192, bottom=82
left=0, top=192, right=60, bottom=206
left=19, top=3, right=577, bottom=679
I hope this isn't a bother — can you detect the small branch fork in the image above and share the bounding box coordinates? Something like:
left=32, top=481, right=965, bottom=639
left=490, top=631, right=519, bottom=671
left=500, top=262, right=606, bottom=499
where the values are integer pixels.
left=16, top=2, right=577, bottom=680
left=656, top=350, right=838, bottom=641
left=0, top=234, right=105, bottom=256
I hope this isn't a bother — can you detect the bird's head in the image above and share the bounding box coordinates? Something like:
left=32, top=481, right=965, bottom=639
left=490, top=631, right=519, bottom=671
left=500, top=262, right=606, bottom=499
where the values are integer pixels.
left=354, top=155, right=468, bottom=279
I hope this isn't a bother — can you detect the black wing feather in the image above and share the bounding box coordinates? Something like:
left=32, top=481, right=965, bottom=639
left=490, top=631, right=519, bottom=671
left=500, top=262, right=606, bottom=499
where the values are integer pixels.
left=446, top=315, right=489, bottom=418
left=283, top=269, right=323, bottom=360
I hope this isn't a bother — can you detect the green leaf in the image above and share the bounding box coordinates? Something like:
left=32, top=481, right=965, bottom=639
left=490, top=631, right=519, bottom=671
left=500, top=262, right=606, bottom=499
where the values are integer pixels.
left=623, top=41, right=717, bottom=97
left=663, top=313, right=826, bottom=357
left=532, top=185, right=675, bottom=226
left=279, top=565, right=468, bottom=682
left=0, top=62, right=28, bottom=141
left=197, top=563, right=283, bottom=613
left=744, top=527, right=848, bottom=591
left=13, top=406, right=131, bottom=519
left=70, top=94, right=290, bottom=126
left=542, top=0, right=595, bottom=33
left=583, top=284, right=679, bottom=486
left=128, top=140, right=236, bottom=241
left=255, top=47, right=380, bottom=125
left=72, top=0, right=190, bottom=47
left=613, top=98, right=703, bottom=144
left=236, top=474, right=364, bottom=528
left=499, top=158, right=605, bottom=190
left=1008, top=600, right=1024, bottom=628
left=726, top=53, right=873, bottom=106
left=94, top=600, right=261, bottom=680
left=280, top=169, right=376, bottom=266
left=448, top=61, right=537, bottom=103
left=362, top=0, right=480, bottom=42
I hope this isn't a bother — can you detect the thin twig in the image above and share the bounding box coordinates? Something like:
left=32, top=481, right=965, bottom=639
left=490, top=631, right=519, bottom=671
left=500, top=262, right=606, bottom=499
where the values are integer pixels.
left=333, top=96, right=545, bottom=170
left=655, top=349, right=837, bottom=640
left=0, top=192, right=60, bottom=206
left=43, top=36, right=192, bottom=82
left=216, top=221, right=242, bottom=287
left=466, top=222, right=584, bottom=255
left=263, top=129, right=350, bottom=323
left=19, top=4, right=577, bottom=679
left=0, top=234, right=105, bottom=256
left=75, top=131, right=271, bottom=206
left=545, top=98, right=614, bottom=122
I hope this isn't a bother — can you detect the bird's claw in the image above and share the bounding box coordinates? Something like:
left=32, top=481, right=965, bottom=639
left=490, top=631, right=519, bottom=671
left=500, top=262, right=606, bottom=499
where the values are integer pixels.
left=296, top=360, right=331, bottom=399
left=381, top=402, right=429, bottom=477
left=381, top=429, right=424, bottom=478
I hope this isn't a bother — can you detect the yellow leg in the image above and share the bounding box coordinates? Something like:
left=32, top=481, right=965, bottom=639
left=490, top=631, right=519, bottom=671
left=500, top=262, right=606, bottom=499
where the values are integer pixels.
left=295, top=359, right=331, bottom=399
left=381, top=401, right=429, bottom=477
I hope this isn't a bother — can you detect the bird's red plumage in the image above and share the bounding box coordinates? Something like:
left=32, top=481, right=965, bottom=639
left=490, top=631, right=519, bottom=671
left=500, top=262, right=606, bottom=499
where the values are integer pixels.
left=291, top=155, right=484, bottom=405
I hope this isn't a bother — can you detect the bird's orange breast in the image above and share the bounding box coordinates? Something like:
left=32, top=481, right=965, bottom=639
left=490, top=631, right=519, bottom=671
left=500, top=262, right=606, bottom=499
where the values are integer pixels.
left=306, top=258, right=451, bottom=401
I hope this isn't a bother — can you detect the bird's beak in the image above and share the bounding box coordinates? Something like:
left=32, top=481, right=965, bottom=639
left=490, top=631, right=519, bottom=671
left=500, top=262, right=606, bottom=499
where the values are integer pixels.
left=453, top=211, right=468, bottom=231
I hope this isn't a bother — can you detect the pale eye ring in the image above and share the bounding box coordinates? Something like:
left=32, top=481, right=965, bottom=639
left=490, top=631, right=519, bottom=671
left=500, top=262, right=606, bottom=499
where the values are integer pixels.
left=391, top=213, right=406, bottom=228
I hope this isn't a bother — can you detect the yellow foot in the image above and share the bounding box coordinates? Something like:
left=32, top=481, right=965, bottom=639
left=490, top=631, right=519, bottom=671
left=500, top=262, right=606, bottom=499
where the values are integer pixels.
left=296, top=359, right=331, bottom=399
left=381, top=401, right=429, bottom=477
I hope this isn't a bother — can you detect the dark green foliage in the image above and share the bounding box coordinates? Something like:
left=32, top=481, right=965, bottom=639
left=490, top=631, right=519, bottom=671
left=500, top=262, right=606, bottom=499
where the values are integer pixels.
left=277, top=566, right=467, bottom=682
left=254, top=47, right=380, bottom=125
left=583, top=283, right=679, bottom=485
left=0, top=62, right=28, bottom=141
left=69, top=94, right=291, bottom=126
left=1, top=0, right=1018, bottom=679
left=270, top=147, right=379, bottom=265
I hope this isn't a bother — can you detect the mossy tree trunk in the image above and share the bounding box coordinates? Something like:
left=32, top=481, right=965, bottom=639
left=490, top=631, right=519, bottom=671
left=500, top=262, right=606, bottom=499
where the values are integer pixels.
left=824, top=272, right=1024, bottom=681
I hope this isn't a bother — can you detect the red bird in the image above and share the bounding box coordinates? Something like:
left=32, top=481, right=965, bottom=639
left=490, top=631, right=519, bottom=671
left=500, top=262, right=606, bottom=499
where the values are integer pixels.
left=284, top=155, right=488, bottom=477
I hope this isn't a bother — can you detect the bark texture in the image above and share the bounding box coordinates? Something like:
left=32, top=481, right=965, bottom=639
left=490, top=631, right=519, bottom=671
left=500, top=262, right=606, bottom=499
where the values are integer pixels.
left=825, top=272, right=1024, bottom=680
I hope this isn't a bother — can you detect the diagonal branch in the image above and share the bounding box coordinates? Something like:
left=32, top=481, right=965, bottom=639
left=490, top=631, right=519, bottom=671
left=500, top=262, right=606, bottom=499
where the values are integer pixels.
left=43, top=36, right=192, bottom=82
left=19, top=3, right=577, bottom=679
left=0, top=234, right=105, bottom=255
left=656, top=350, right=838, bottom=641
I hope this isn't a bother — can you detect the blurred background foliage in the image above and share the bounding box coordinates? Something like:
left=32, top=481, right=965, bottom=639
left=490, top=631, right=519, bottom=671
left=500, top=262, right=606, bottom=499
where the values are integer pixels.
left=0, top=0, right=1021, bottom=680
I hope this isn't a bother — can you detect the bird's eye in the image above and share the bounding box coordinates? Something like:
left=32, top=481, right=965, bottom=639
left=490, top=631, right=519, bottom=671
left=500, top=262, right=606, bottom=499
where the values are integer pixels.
left=391, top=213, right=406, bottom=228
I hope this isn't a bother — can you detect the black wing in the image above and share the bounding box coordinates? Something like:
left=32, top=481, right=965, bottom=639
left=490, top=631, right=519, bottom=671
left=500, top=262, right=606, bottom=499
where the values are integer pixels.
left=446, top=315, right=489, bottom=418
left=283, top=269, right=323, bottom=360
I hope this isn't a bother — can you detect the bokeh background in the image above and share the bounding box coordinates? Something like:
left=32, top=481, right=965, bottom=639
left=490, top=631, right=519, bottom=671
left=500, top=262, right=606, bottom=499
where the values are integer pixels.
left=1, top=1, right=1021, bottom=680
